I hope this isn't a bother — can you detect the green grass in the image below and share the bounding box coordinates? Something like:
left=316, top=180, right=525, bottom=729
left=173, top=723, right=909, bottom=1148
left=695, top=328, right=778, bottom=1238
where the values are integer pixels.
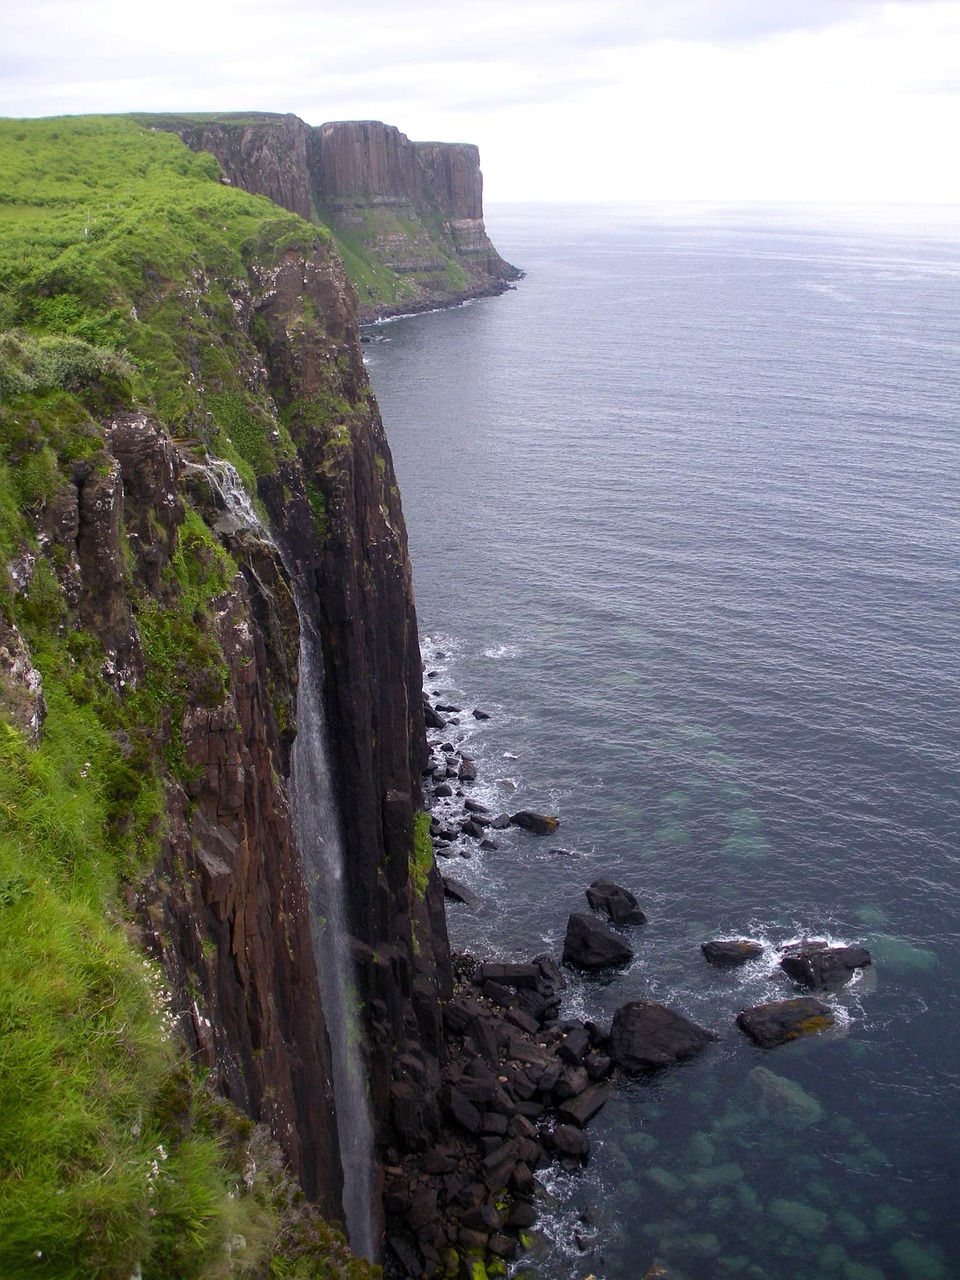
left=412, top=809, right=434, bottom=899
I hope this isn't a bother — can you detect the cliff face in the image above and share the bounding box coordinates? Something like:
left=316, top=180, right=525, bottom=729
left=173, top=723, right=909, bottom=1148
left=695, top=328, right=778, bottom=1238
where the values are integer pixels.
left=143, top=112, right=521, bottom=319
left=0, top=115, right=450, bottom=1274
left=313, top=120, right=421, bottom=206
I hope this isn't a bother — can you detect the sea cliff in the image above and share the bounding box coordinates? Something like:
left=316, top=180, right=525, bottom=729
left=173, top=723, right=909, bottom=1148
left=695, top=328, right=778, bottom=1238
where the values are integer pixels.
left=137, top=112, right=521, bottom=319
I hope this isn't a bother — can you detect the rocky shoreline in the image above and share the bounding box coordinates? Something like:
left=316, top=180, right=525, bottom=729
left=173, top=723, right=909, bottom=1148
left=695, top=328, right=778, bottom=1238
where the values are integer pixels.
left=383, top=688, right=874, bottom=1280
left=358, top=276, right=522, bottom=327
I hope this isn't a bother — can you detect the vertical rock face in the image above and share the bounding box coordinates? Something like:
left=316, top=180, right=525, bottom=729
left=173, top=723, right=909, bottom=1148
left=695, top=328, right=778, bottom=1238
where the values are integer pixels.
left=68, top=414, right=345, bottom=1216
left=313, top=120, right=422, bottom=206
left=415, top=142, right=483, bottom=219
left=250, top=244, right=454, bottom=1132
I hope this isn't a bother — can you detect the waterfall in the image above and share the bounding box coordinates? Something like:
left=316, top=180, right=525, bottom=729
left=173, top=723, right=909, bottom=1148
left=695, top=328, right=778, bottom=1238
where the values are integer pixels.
left=193, top=456, right=376, bottom=1257
left=289, top=603, right=376, bottom=1257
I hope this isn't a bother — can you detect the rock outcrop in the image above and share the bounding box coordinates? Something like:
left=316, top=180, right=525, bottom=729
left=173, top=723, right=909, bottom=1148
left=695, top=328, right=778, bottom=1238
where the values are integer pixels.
left=608, top=1001, right=718, bottom=1071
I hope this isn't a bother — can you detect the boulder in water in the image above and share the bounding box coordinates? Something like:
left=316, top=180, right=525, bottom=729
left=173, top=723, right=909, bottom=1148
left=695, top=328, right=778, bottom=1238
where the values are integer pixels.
left=736, top=996, right=835, bottom=1048
left=585, top=878, right=647, bottom=925
left=442, top=878, right=481, bottom=908
left=701, top=938, right=764, bottom=965
left=749, top=1066, right=824, bottom=1127
left=562, top=912, right=634, bottom=969
left=510, top=810, right=559, bottom=835
left=780, top=942, right=871, bottom=990
left=608, top=1000, right=718, bottom=1071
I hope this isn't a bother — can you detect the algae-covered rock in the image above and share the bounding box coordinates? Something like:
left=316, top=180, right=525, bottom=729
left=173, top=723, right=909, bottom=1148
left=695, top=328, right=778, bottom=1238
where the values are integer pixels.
left=737, top=1182, right=763, bottom=1215
left=689, top=1162, right=745, bottom=1190
left=833, top=1209, right=869, bottom=1244
left=873, top=1204, right=907, bottom=1234
left=890, top=1239, right=947, bottom=1279
left=842, top=1263, right=885, bottom=1280
left=624, top=1130, right=659, bottom=1155
left=688, top=1131, right=715, bottom=1165
left=736, top=997, right=835, bottom=1047
left=769, top=1198, right=830, bottom=1236
left=701, top=939, right=764, bottom=965
left=867, top=933, right=937, bottom=973
left=749, top=1066, right=824, bottom=1128
left=818, top=1241, right=848, bottom=1269
left=645, top=1166, right=685, bottom=1195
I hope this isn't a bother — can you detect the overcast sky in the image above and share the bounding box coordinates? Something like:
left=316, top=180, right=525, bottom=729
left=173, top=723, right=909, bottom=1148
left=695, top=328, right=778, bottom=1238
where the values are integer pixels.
left=4, top=0, right=959, bottom=203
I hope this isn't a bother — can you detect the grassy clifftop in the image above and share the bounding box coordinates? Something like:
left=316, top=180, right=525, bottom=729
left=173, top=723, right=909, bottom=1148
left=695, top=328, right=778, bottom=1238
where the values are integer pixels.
left=0, top=116, right=378, bottom=1280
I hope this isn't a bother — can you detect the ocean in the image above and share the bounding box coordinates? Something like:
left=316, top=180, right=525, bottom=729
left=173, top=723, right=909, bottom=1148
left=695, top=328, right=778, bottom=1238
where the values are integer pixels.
left=364, top=203, right=960, bottom=1280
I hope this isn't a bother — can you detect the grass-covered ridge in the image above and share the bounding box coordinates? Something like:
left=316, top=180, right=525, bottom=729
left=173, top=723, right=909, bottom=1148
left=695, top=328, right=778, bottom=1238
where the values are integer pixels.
left=0, top=115, right=379, bottom=1279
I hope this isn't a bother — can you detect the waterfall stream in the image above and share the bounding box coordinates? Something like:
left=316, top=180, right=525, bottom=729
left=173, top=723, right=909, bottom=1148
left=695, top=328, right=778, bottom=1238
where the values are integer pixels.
left=193, top=457, right=376, bottom=1257
left=288, top=603, right=376, bottom=1258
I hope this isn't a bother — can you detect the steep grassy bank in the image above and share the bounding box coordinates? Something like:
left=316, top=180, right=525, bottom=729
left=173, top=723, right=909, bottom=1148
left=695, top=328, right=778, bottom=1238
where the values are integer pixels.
left=0, top=116, right=389, bottom=1279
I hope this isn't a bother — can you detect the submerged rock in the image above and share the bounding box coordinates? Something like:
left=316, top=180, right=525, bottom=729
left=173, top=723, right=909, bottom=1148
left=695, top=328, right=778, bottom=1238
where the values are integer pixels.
left=701, top=939, right=764, bottom=965
left=736, top=997, right=835, bottom=1048
left=780, top=942, right=871, bottom=990
left=585, top=879, right=647, bottom=925
left=749, top=1066, right=824, bottom=1127
left=608, top=1000, right=718, bottom=1070
left=562, top=912, right=634, bottom=970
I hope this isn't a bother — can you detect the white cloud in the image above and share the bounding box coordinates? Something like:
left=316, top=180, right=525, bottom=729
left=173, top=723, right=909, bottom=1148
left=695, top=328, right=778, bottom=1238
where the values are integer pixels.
left=1, top=0, right=958, bottom=202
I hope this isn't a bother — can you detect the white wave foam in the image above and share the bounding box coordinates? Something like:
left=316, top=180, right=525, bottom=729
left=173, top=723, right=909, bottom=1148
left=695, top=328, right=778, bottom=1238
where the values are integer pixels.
left=482, top=642, right=521, bottom=659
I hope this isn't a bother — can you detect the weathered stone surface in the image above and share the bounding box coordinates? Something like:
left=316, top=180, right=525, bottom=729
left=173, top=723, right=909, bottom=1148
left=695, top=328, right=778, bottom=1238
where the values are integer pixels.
left=585, top=879, right=647, bottom=925
left=557, top=1083, right=612, bottom=1128
left=0, top=619, right=45, bottom=743
left=557, top=1026, right=592, bottom=1065
left=562, top=912, right=634, bottom=969
left=510, top=810, right=559, bottom=835
left=609, top=1001, right=718, bottom=1071
left=749, top=1066, right=824, bottom=1127
left=444, top=1087, right=482, bottom=1134
left=442, top=877, right=480, bottom=907
left=701, top=939, right=764, bottom=965
left=780, top=943, right=871, bottom=990
left=548, top=1124, right=591, bottom=1165
left=477, top=962, right=541, bottom=989
left=736, top=997, right=836, bottom=1048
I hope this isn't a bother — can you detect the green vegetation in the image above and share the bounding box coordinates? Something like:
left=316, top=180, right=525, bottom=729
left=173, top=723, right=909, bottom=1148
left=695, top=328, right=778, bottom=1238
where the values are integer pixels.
left=321, top=204, right=473, bottom=313
left=0, top=116, right=380, bottom=1279
left=412, top=809, right=434, bottom=899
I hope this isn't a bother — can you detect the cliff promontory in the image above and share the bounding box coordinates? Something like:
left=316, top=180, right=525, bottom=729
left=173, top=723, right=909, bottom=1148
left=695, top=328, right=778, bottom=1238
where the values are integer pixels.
left=138, top=112, right=520, bottom=319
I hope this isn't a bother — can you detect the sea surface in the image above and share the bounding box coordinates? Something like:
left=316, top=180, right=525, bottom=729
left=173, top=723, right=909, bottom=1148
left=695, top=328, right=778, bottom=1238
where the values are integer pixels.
left=364, top=204, right=960, bottom=1280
